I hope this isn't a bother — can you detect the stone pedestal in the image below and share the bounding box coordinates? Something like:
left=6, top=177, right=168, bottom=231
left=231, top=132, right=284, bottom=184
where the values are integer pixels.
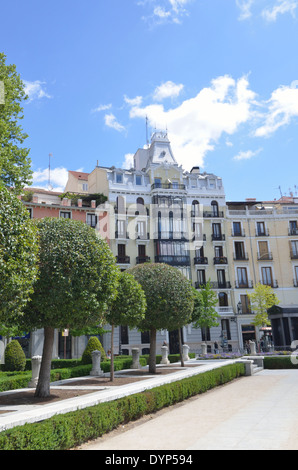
left=182, top=344, right=190, bottom=361
left=201, top=343, right=207, bottom=355
left=28, top=355, right=42, bottom=388
left=90, top=350, right=104, bottom=376
left=130, top=348, right=142, bottom=369
left=160, top=346, right=170, bottom=365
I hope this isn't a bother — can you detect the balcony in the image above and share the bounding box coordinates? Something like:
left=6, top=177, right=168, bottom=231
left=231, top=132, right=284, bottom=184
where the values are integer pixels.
left=289, top=228, right=298, bottom=236
left=194, top=256, right=208, bottom=265
left=231, top=229, right=245, bottom=237
left=115, top=231, right=129, bottom=239
left=260, top=280, right=279, bottom=288
left=195, top=281, right=231, bottom=289
left=233, top=253, right=249, bottom=261
left=235, top=280, right=254, bottom=289
left=290, top=251, right=298, bottom=260
left=256, top=229, right=269, bottom=236
left=203, top=211, right=224, bottom=218
left=211, top=234, right=225, bottom=241
left=213, top=256, right=228, bottom=265
left=257, top=252, right=273, bottom=260
left=155, top=255, right=190, bottom=266
left=116, top=256, right=130, bottom=264
left=136, top=256, right=151, bottom=264
left=151, top=183, right=186, bottom=191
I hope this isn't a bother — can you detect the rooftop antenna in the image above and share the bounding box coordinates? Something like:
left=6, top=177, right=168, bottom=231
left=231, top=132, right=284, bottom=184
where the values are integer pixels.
left=48, top=153, right=53, bottom=190
left=146, top=116, right=149, bottom=148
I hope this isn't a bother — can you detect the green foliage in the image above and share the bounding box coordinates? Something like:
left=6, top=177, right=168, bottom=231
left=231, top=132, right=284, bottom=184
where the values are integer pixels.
left=191, top=281, right=219, bottom=329
left=59, top=192, right=107, bottom=207
left=0, top=184, right=39, bottom=323
left=3, top=340, right=26, bottom=372
left=249, top=283, right=280, bottom=327
left=263, top=356, right=298, bottom=369
left=128, top=263, right=194, bottom=332
left=0, top=363, right=245, bottom=450
left=20, top=217, right=119, bottom=331
left=0, top=53, right=32, bottom=191
left=81, top=336, right=107, bottom=364
left=105, top=271, right=146, bottom=328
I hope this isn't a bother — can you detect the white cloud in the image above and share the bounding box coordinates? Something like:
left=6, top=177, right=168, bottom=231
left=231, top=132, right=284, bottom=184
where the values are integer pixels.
left=128, top=75, right=257, bottom=170
left=138, top=0, right=192, bottom=25
left=153, top=81, right=184, bottom=101
left=122, top=153, right=135, bottom=168
left=255, top=85, right=298, bottom=137
left=104, top=113, right=126, bottom=132
left=91, top=103, right=112, bottom=113
left=23, top=80, right=52, bottom=102
left=124, top=95, right=143, bottom=107
left=233, top=148, right=262, bottom=161
left=236, top=0, right=255, bottom=20
left=262, top=0, right=298, bottom=21
left=32, top=166, right=69, bottom=192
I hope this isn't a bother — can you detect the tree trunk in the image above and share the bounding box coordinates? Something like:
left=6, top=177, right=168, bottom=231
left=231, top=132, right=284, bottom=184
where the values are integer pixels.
left=34, top=326, right=55, bottom=398
left=178, top=328, right=184, bottom=368
left=110, top=323, right=114, bottom=382
left=149, top=328, right=157, bottom=374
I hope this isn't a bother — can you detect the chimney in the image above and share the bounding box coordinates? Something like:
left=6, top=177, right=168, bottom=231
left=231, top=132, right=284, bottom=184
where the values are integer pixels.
left=91, top=200, right=96, bottom=208
left=77, top=199, right=82, bottom=208
left=62, top=198, right=71, bottom=207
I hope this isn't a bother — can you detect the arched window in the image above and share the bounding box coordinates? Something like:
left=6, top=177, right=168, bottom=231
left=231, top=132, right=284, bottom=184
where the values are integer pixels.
left=211, top=200, right=219, bottom=216
left=135, top=197, right=145, bottom=215
left=218, top=292, right=228, bottom=306
left=192, top=200, right=200, bottom=216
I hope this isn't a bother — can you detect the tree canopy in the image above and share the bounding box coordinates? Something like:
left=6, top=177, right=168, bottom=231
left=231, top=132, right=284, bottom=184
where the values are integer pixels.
left=0, top=183, right=39, bottom=324
left=249, top=282, right=280, bottom=327
left=105, top=271, right=146, bottom=380
left=0, top=52, right=32, bottom=192
left=128, top=263, right=194, bottom=373
left=21, top=217, right=119, bottom=397
left=191, top=281, right=219, bottom=330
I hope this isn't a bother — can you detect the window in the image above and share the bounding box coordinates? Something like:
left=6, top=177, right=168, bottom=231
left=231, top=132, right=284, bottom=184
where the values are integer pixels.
left=237, top=267, right=248, bottom=287
left=117, top=219, right=126, bottom=237
left=82, top=183, right=88, bottom=191
left=261, top=267, right=273, bottom=286
left=215, top=246, right=223, bottom=257
left=217, top=269, right=226, bottom=287
left=257, top=222, right=266, bottom=236
left=120, top=326, right=129, bottom=345
left=211, top=201, right=219, bottom=216
left=172, top=180, right=179, bottom=189
left=60, top=211, right=71, bottom=219
left=141, top=331, right=150, bottom=343
left=87, top=213, right=98, bottom=228
left=154, top=178, right=161, bottom=187
left=290, top=220, right=298, bottom=235
left=295, top=267, right=298, bottom=286
left=212, top=223, right=222, bottom=239
left=234, top=241, right=245, bottom=259
left=221, top=319, right=231, bottom=340
left=218, top=292, right=228, bottom=306
left=258, top=241, right=269, bottom=260
left=291, top=240, right=298, bottom=257
left=201, top=327, right=210, bottom=342
left=116, top=196, right=125, bottom=214
left=233, top=222, right=242, bottom=236
left=116, top=173, right=123, bottom=184
left=197, top=269, right=206, bottom=286
left=240, top=294, right=251, bottom=314
left=136, top=175, right=142, bottom=185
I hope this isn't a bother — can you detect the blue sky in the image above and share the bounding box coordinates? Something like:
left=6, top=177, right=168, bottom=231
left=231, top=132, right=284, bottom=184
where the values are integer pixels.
left=1, top=0, right=298, bottom=201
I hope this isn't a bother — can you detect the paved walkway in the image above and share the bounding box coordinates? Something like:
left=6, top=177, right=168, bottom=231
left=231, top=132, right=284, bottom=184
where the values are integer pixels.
left=77, top=369, right=298, bottom=451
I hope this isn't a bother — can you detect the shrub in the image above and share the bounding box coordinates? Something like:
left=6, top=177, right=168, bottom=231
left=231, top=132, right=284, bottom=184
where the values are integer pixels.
left=81, top=337, right=107, bottom=364
left=3, top=340, right=26, bottom=372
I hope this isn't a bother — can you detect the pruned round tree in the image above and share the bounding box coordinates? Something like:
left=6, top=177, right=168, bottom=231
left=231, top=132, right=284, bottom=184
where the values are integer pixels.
left=21, top=217, right=119, bottom=397
left=0, top=184, right=39, bottom=323
left=128, top=263, right=194, bottom=373
left=105, top=271, right=146, bottom=381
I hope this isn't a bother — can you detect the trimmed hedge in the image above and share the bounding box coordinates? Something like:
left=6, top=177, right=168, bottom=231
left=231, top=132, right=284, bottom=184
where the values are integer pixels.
left=0, top=363, right=245, bottom=450
left=264, top=356, right=298, bottom=369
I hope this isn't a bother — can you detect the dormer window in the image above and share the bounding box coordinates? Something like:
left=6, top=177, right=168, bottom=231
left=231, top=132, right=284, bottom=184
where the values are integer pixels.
left=116, top=173, right=123, bottom=184
left=136, top=175, right=142, bottom=185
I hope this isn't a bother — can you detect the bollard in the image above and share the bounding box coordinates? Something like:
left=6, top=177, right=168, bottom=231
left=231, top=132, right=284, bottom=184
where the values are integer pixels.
left=90, top=350, right=104, bottom=376
left=201, top=343, right=207, bottom=355
left=130, top=348, right=142, bottom=369
left=160, top=346, right=170, bottom=365
left=28, top=356, right=42, bottom=388
left=249, top=340, right=257, bottom=355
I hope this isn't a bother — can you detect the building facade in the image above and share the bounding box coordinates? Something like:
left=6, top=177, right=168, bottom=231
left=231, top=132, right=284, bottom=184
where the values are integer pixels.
left=19, top=132, right=298, bottom=358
